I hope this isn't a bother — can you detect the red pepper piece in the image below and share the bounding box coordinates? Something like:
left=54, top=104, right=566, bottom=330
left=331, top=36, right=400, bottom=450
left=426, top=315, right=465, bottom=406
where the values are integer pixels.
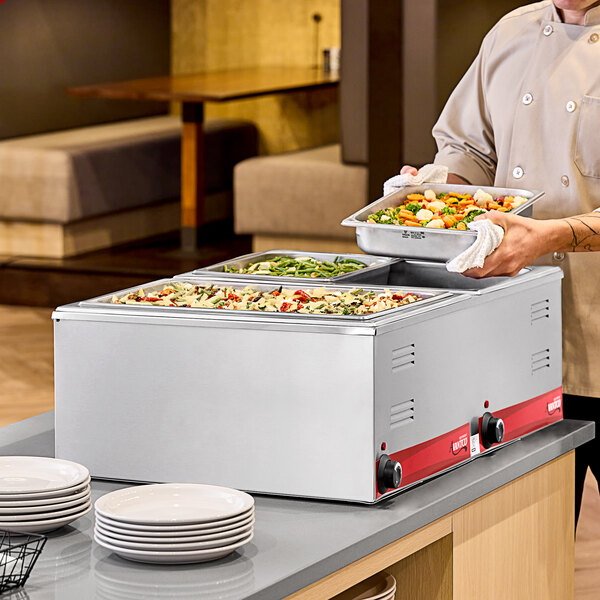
left=281, top=302, right=297, bottom=312
left=294, top=290, right=312, bottom=301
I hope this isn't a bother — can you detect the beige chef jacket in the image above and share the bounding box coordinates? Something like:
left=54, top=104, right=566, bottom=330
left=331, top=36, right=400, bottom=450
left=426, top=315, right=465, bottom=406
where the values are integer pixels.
left=433, top=1, right=600, bottom=396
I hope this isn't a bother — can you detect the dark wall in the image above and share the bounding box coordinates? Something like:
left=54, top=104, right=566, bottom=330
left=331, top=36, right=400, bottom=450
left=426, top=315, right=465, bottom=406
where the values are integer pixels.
left=0, top=0, right=170, bottom=140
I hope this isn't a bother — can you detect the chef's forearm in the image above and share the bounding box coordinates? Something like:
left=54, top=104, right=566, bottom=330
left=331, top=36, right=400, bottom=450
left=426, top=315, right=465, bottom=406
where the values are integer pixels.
left=546, top=213, right=600, bottom=253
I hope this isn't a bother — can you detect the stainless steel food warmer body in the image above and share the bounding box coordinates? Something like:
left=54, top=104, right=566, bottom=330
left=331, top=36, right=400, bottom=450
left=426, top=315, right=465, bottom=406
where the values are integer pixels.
left=341, top=184, right=544, bottom=262
left=53, top=267, right=563, bottom=503
left=176, top=250, right=398, bottom=285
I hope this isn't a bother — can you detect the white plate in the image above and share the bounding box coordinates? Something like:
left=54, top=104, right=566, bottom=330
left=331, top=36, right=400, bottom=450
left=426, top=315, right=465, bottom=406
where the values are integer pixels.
left=95, top=484, right=254, bottom=525
left=95, top=517, right=254, bottom=544
left=0, top=485, right=91, bottom=507
left=0, top=457, right=89, bottom=494
left=94, top=526, right=253, bottom=551
left=94, top=531, right=253, bottom=564
left=0, top=489, right=91, bottom=514
left=0, top=503, right=91, bottom=533
left=334, top=573, right=396, bottom=600
left=95, top=509, right=254, bottom=537
left=0, top=499, right=91, bottom=522
left=0, top=476, right=91, bottom=500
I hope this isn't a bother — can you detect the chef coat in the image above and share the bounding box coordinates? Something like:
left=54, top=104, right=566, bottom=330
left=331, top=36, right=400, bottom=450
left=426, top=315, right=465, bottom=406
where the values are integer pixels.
left=433, top=0, right=600, bottom=396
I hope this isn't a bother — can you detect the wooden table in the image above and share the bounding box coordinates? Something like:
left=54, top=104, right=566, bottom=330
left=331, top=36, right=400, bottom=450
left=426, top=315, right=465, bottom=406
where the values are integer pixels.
left=68, top=67, right=339, bottom=252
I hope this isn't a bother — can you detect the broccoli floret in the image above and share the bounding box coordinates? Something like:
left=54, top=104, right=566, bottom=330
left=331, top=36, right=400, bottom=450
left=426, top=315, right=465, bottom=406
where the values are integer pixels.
left=441, top=206, right=457, bottom=215
left=405, top=202, right=421, bottom=214
left=462, top=209, right=486, bottom=224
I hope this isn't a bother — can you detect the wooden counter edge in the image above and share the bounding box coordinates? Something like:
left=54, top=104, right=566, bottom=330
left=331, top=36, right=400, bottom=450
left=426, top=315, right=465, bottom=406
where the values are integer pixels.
left=283, top=515, right=452, bottom=600
left=283, top=452, right=575, bottom=600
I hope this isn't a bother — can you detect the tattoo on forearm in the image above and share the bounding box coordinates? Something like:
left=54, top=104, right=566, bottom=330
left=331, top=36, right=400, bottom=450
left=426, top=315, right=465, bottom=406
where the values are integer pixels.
left=565, top=215, right=600, bottom=252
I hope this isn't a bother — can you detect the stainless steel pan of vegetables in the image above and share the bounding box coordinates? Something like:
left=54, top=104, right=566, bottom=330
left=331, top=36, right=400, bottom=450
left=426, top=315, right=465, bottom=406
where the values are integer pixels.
left=341, top=184, right=544, bottom=262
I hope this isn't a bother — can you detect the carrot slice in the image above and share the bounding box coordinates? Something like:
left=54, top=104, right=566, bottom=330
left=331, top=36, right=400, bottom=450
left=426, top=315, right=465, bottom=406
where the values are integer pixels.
left=399, top=209, right=418, bottom=221
left=442, top=215, right=456, bottom=228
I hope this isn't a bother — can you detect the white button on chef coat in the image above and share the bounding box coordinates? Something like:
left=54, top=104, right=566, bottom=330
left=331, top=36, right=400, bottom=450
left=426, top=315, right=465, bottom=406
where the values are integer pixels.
left=561, top=175, right=569, bottom=187
left=590, top=32, right=599, bottom=44
left=543, top=24, right=553, bottom=36
left=554, top=252, right=565, bottom=261
left=512, top=166, right=524, bottom=179
left=566, top=100, right=577, bottom=112
left=522, top=93, right=533, bottom=105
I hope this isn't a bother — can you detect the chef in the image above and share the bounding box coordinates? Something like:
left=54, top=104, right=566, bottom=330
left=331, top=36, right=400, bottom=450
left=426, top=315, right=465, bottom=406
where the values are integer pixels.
left=401, top=0, right=600, bottom=525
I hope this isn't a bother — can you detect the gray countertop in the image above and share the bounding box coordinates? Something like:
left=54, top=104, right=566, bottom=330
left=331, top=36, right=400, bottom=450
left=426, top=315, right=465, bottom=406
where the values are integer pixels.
left=0, top=411, right=594, bottom=600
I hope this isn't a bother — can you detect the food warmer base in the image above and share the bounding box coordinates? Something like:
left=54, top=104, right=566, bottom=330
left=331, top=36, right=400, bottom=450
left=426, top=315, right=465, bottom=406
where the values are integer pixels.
left=53, top=265, right=563, bottom=503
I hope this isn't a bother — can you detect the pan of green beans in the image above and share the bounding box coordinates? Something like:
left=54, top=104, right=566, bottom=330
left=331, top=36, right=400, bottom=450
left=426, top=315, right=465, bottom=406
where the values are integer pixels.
left=186, top=250, right=398, bottom=285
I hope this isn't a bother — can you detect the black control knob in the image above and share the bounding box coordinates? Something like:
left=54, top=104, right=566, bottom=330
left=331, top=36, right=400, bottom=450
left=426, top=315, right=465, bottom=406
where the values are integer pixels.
left=481, top=412, right=505, bottom=449
left=377, top=454, right=402, bottom=494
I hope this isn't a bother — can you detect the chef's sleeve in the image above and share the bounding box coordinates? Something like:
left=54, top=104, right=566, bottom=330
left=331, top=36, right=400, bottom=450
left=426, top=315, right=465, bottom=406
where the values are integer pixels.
left=433, top=31, right=498, bottom=186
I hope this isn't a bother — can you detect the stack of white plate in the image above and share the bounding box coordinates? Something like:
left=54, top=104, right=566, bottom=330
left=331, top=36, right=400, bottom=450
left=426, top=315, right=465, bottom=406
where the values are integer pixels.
left=336, top=573, right=396, bottom=600
left=0, top=456, right=91, bottom=533
left=94, top=483, right=255, bottom=564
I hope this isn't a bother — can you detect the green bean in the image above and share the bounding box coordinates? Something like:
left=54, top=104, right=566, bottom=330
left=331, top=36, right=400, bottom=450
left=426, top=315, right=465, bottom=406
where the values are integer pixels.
left=225, top=256, right=368, bottom=277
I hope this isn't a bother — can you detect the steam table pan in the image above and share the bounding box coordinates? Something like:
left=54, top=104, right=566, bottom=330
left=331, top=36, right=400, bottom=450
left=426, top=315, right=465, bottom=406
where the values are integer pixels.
left=341, top=184, right=544, bottom=262
left=78, top=277, right=453, bottom=324
left=175, top=250, right=399, bottom=285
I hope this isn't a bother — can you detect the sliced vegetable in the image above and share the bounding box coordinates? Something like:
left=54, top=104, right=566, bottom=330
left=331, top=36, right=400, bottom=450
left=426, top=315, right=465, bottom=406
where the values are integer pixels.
left=367, top=189, right=526, bottom=230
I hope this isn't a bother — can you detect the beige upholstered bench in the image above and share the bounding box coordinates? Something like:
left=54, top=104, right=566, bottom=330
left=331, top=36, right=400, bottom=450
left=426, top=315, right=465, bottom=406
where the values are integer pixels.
left=0, top=115, right=257, bottom=257
left=234, top=144, right=367, bottom=253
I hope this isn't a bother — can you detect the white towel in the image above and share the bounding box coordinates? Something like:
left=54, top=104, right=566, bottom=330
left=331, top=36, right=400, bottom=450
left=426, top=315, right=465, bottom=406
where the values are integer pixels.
left=383, top=164, right=449, bottom=196
left=446, top=219, right=505, bottom=273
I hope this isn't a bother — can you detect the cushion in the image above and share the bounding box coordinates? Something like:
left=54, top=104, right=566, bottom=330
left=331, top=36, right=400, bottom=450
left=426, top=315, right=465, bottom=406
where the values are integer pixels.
left=234, top=144, right=367, bottom=240
left=0, top=115, right=258, bottom=223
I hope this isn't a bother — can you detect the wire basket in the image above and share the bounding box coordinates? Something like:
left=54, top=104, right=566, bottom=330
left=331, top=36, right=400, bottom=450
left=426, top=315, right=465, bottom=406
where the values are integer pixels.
left=0, top=531, right=47, bottom=594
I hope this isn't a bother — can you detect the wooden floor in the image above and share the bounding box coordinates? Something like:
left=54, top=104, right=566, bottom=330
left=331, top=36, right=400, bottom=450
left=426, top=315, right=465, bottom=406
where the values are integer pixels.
left=0, top=303, right=598, bottom=598
left=0, top=305, right=54, bottom=427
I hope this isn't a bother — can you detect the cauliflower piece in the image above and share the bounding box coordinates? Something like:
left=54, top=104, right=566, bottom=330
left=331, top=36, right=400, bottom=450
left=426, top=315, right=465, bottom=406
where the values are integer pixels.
left=426, top=200, right=446, bottom=213
left=416, top=209, right=434, bottom=221
left=511, top=195, right=528, bottom=208
left=425, top=219, right=445, bottom=228
left=424, top=189, right=437, bottom=201
left=474, top=189, right=494, bottom=208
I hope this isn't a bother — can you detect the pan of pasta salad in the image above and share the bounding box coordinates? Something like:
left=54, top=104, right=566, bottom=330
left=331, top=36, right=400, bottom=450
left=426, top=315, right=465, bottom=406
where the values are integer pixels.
left=77, top=278, right=454, bottom=322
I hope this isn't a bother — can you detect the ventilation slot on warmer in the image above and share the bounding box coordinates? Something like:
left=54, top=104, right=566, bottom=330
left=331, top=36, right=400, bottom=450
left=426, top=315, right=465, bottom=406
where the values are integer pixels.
left=531, top=349, right=550, bottom=373
left=390, top=399, right=415, bottom=428
left=392, top=344, right=415, bottom=372
left=531, top=299, right=550, bottom=324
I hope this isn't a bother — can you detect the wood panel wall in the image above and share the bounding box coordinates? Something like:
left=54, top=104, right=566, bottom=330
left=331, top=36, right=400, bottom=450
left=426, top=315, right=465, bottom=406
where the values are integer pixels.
left=171, top=0, right=341, bottom=154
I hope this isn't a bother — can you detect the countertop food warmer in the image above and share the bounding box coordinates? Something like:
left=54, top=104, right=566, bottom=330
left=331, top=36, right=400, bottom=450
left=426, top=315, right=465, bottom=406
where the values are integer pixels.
left=53, top=263, right=563, bottom=503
